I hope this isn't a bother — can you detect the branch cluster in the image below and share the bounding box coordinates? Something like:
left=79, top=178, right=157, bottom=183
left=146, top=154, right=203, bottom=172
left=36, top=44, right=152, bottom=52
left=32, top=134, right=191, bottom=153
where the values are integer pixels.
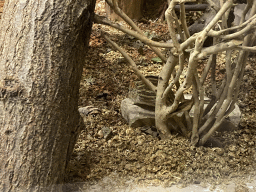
left=95, top=0, right=256, bottom=146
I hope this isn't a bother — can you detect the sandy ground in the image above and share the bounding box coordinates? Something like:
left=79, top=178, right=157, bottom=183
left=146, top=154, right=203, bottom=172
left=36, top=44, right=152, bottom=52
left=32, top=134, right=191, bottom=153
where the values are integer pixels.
left=66, top=1, right=256, bottom=191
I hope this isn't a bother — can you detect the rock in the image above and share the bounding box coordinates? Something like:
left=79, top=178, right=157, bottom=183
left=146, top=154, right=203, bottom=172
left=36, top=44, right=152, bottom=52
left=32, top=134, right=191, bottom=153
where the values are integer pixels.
left=223, top=103, right=241, bottom=128
left=78, top=106, right=100, bottom=116
left=121, top=98, right=155, bottom=128
left=203, top=136, right=223, bottom=148
left=121, top=94, right=241, bottom=133
left=101, top=127, right=113, bottom=140
left=125, top=128, right=135, bottom=136
left=140, top=126, right=159, bottom=137
left=228, top=144, right=237, bottom=152
left=97, top=130, right=104, bottom=138
left=184, top=94, right=241, bottom=132
left=96, top=91, right=110, bottom=99
left=213, top=148, right=225, bottom=156
left=245, top=64, right=252, bottom=72
left=234, top=4, right=251, bottom=26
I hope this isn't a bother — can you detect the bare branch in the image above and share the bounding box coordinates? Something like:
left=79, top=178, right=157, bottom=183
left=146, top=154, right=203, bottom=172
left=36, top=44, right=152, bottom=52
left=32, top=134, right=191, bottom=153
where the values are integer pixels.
left=208, top=14, right=256, bottom=38
left=173, top=116, right=189, bottom=138
left=240, top=0, right=253, bottom=25
left=220, top=21, right=256, bottom=40
left=206, top=0, right=220, bottom=11
left=165, top=0, right=181, bottom=52
left=237, top=46, right=256, bottom=52
left=194, top=0, right=233, bottom=51
left=105, top=0, right=167, bottom=62
left=174, top=4, right=209, bottom=12
left=165, top=52, right=198, bottom=117
left=196, top=40, right=243, bottom=59
left=200, top=54, right=213, bottom=85
left=191, top=75, right=200, bottom=146
left=162, top=52, right=185, bottom=101
left=106, top=0, right=140, bottom=31
left=180, top=3, right=190, bottom=40
left=157, top=55, right=178, bottom=104
left=180, top=33, right=197, bottom=50
left=210, top=53, right=217, bottom=100
left=94, top=15, right=174, bottom=49
left=102, top=33, right=157, bottom=93
left=102, top=0, right=256, bottom=145
left=250, top=0, right=256, bottom=17
left=202, top=50, right=231, bottom=118
left=200, top=33, right=253, bottom=145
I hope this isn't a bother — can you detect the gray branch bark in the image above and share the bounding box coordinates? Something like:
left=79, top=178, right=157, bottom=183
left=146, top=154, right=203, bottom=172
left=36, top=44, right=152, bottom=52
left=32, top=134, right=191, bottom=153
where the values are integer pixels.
left=102, top=0, right=256, bottom=147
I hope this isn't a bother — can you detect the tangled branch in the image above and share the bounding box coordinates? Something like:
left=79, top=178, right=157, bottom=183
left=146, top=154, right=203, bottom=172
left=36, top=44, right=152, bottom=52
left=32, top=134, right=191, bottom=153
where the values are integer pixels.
left=95, top=0, right=256, bottom=146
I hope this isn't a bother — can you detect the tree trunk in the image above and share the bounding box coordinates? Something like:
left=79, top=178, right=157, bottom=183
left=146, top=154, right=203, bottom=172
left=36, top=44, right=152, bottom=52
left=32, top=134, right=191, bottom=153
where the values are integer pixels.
left=105, top=0, right=144, bottom=21
left=0, top=0, right=96, bottom=191
left=0, top=0, right=4, bottom=19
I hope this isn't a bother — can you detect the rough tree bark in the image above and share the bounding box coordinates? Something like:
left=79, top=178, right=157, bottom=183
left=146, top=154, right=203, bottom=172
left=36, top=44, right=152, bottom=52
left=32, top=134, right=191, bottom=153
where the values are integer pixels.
left=0, top=0, right=96, bottom=191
